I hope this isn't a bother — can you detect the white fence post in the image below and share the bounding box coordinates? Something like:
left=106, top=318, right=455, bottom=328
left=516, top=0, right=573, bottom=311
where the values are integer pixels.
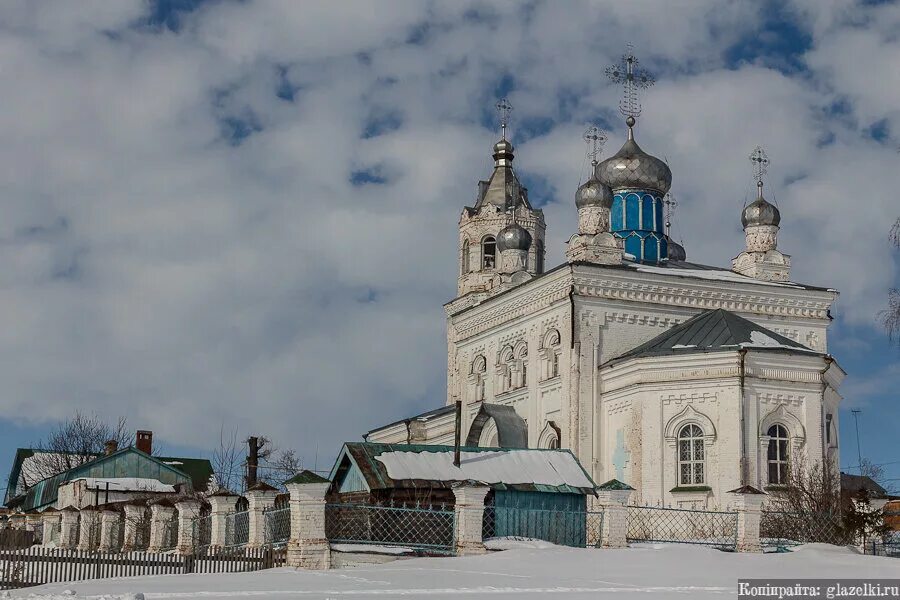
left=285, top=471, right=332, bottom=570
left=122, top=504, right=146, bottom=552
left=246, top=483, right=278, bottom=548
left=41, top=509, right=61, bottom=546
left=175, top=499, right=202, bottom=555
left=148, top=504, right=176, bottom=553
left=58, top=507, right=80, bottom=549
left=77, top=508, right=100, bottom=551
left=595, top=479, right=634, bottom=549
left=98, top=509, right=121, bottom=552
left=207, top=490, right=238, bottom=551
left=452, top=484, right=490, bottom=556
left=728, top=485, right=766, bottom=553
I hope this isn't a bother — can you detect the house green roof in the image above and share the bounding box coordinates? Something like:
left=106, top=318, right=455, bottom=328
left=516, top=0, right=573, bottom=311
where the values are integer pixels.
left=5, top=447, right=209, bottom=511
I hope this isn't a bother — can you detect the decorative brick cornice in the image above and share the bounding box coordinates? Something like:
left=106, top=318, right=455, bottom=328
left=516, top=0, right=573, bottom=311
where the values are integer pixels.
left=448, top=262, right=836, bottom=342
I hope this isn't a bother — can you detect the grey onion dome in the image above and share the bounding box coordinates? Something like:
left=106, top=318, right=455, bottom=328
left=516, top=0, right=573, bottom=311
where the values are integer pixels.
left=595, top=127, right=672, bottom=195
left=741, top=184, right=781, bottom=228
left=493, top=139, right=514, bottom=159
left=575, top=176, right=613, bottom=209
left=667, top=239, right=687, bottom=261
left=497, top=222, right=532, bottom=252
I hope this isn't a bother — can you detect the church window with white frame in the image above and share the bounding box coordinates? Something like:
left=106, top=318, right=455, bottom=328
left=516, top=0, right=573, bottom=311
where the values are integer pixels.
left=678, top=424, right=705, bottom=485
left=471, top=354, right=486, bottom=402
left=516, top=343, right=528, bottom=387
left=543, top=329, right=561, bottom=380
left=499, top=346, right=515, bottom=392
left=767, top=424, right=789, bottom=485
left=482, top=235, right=496, bottom=269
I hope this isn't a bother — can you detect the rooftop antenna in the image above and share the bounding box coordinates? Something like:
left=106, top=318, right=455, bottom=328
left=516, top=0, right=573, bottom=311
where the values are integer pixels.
left=606, top=43, right=654, bottom=131
left=583, top=125, right=608, bottom=168
left=496, top=97, right=513, bottom=141
left=851, top=408, right=863, bottom=475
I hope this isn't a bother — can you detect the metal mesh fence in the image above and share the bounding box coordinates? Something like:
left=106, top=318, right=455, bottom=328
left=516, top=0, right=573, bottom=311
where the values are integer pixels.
left=626, top=505, right=737, bottom=550
left=759, top=510, right=853, bottom=550
left=325, top=503, right=455, bottom=554
left=264, top=507, right=290, bottom=548
left=482, top=506, right=603, bottom=548
left=224, top=511, right=249, bottom=547
left=192, top=515, right=212, bottom=549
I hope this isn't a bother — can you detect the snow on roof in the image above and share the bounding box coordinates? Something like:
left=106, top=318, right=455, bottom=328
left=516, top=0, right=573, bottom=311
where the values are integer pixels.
left=631, top=263, right=807, bottom=288
left=375, top=449, right=594, bottom=490
left=70, top=477, right=175, bottom=493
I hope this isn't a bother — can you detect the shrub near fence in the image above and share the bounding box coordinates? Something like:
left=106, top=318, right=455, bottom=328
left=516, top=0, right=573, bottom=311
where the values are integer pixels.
left=759, top=510, right=853, bottom=551
left=325, top=503, right=455, bottom=554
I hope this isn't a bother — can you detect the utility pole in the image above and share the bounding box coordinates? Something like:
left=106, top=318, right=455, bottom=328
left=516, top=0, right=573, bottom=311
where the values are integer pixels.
left=851, top=409, right=863, bottom=475
left=453, top=400, right=462, bottom=468
left=246, top=436, right=259, bottom=489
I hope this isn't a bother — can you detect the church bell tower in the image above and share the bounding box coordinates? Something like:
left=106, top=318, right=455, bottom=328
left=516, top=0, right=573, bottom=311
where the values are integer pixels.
left=457, top=99, right=546, bottom=297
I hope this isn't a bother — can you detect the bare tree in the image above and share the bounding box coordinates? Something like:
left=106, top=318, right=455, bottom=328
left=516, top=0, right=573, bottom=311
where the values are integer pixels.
left=211, top=424, right=243, bottom=493
left=883, top=217, right=900, bottom=342
left=761, top=458, right=854, bottom=545
left=22, top=412, right=134, bottom=489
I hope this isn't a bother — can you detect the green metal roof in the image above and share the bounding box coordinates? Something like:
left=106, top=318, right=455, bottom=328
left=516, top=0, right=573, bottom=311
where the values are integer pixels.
left=284, top=470, right=330, bottom=485
left=6, top=447, right=200, bottom=511
left=157, top=456, right=214, bottom=492
left=607, top=308, right=816, bottom=365
left=329, top=442, right=596, bottom=495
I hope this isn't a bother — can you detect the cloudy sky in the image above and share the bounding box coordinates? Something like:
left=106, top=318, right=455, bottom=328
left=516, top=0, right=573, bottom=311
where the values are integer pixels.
left=1, top=0, right=898, bottom=494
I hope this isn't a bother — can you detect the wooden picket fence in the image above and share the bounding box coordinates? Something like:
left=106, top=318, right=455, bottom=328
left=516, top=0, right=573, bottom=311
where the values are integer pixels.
left=0, top=545, right=286, bottom=590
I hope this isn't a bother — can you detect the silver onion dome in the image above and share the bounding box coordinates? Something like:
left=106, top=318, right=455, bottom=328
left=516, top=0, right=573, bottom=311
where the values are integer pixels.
left=595, top=121, right=672, bottom=195
left=741, top=183, right=781, bottom=228
left=497, top=222, right=532, bottom=252
left=667, top=239, right=686, bottom=261
left=575, top=176, right=613, bottom=209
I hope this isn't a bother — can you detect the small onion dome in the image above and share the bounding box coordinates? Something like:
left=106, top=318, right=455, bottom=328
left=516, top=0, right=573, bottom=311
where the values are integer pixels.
left=595, top=120, right=672, bottom=194
left=667, top=239, right=687, bottom=261
left=741, top=184, right=781, bottom=228
left=497, top=222, right=532, bottom=252
left=575, top=176, right=613, bottom=209
left=492, top=139, right=514, bottom=161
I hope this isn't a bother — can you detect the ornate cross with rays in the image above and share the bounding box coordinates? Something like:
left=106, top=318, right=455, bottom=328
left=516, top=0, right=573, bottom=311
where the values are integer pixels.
left=583, top=125, right=608, bottom=167
left=496, top=98, right=513, bottom=140
left=606, top=44, right=654, bottom=121
left=749, top=146, right=769, bottom=186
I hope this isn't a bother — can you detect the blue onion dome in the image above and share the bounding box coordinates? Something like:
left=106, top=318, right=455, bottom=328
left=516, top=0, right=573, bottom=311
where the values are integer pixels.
left=741, top=184, right=781, bottom=227
left=668, top=239, right=686, bottom=261
left=595, top=122, right=672, bottom=195
left=497, top=222, right=532, bottom=252
left=575, top=176, right=613, bottom=209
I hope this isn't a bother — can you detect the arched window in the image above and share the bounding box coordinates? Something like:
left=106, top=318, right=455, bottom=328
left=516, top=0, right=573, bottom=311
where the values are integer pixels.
left=678, top=424, right=705, bottom=486
left=471, top=355, right=487, bottom=402
left=461, top=239, right=470, bottom=275
left=535, top=239, right=544, bottom=273
left=543, top=329, right=561, bottom=380
left=516, top=343, right=528, bottom=387
left=499, top=346, right=514, bottom=392
left=482, top=236, right=496, bottom=269
left=767, top=424, right=789, bottom=485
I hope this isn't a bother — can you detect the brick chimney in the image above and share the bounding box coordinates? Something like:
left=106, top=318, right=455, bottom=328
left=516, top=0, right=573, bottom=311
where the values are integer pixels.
left=136, top=430, right=152, bottom=454
left=104, top=440, right=119, bottom=456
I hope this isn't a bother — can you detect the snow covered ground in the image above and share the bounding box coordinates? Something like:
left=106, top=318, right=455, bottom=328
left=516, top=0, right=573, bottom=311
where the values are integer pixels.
left=5, top=543, right=898, bottom=599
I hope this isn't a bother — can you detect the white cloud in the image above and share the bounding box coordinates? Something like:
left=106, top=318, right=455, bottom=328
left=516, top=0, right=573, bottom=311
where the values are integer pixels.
left=0, top=0, right=895, bottom=465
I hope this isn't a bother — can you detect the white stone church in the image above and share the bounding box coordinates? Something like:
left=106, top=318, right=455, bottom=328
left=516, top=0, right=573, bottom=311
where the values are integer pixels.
left=366, top=101, right=844, bottom=509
